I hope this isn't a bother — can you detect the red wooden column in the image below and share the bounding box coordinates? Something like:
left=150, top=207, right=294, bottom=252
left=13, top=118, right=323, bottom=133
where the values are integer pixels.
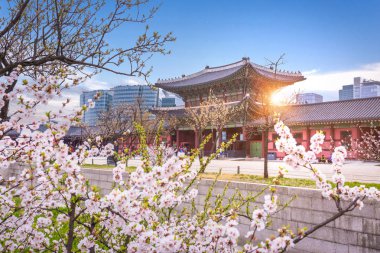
left=176, top=129, right=180, bottom=148
left=306, top=126, right=311, bottom=150
left=330, top=125, right=335, bottom=148
left=353, top=124, right=361, bottom=159
left=356, top=124, right=361, bottom=140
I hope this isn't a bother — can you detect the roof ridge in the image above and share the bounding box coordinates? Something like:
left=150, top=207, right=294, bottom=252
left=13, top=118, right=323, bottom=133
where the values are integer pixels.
left=156, top=59, right=247, bottom=84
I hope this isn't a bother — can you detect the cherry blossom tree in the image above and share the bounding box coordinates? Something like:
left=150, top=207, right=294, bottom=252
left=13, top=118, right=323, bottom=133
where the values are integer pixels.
left=356, top=124, right=380, bottom=161
left=0, top=0, right=175, bottom=120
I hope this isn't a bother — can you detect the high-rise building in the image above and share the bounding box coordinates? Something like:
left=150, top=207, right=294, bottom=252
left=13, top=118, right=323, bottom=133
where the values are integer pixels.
left=339, top=77, right=380, bottom=100
left=80, top=90, right=112, bottom=126
left=296, top=93, right=323, bottom=104
left=339, top=85, right=354, bottom=100
left=80, top=85, right=159, bottom=126
left=111, top=85, right=158, bottom=108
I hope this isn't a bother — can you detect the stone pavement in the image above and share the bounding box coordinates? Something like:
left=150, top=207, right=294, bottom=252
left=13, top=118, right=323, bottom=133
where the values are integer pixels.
left=127, top=158, right=380, bottom=184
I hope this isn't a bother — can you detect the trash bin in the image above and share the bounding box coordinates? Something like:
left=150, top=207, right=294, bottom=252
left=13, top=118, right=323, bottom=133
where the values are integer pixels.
left=267, top=152, right=277, bottom=160
left=107, top=156, right=116, bottom=166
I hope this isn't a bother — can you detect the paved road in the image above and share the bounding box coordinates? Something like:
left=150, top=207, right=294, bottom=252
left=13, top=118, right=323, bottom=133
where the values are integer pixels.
left=127, top=158, right=380, bottom=184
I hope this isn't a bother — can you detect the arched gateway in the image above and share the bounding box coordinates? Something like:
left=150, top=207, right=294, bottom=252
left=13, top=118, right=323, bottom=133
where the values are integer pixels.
left=154, top=57, right=305, bottom=157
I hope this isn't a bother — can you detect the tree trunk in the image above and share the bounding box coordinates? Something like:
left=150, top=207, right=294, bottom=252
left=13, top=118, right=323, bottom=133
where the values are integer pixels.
left=215, top=128, right=222, bottom=150
left=66, top=199, right=76, bottom=253
left=198, top=129, right=203, bottom=158
left=0, top=99, right=9, bottom=121
left=0, top=79, right=17, bottom=121
left=263, top=127, right=269, bottom=178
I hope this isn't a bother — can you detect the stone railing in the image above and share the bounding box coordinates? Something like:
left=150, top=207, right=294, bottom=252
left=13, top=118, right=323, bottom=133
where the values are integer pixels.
left=5, top=164, right=380, bottom=253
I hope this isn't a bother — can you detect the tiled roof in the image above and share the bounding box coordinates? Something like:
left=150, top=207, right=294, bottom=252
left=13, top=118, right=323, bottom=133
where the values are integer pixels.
left=155, top=58, right=305, bottom=91
left=151, top=99, right=247, bottom=118
left=277, top=97, right=380, bottom=125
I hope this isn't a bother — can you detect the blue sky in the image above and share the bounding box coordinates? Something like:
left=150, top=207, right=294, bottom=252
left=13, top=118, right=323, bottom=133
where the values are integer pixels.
left=78, top=0, right=380, bottom=103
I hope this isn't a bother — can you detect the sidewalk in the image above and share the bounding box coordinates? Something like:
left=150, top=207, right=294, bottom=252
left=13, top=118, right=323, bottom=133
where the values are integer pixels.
left=127, top=158, right=380, bottom=184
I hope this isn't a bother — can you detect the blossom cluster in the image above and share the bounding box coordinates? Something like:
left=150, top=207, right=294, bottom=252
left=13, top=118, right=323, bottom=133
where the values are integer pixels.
left=274, top=120, right=380, bottom=205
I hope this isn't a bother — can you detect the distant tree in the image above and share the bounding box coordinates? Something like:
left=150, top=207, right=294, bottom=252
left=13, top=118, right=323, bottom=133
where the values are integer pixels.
left=247, top=91, right=277, bottom=178
left=164, top=114, right=183, bottom=146
left=0, top=0, right=175, bottom=120
left=185, top=90, right=246, bottom=158
left=246, top=90, right=298, bottom=178
left=355, top=124, right=380, bottom=161
left=207, top=92, right=247, bottom=151
left=184, top=99, right=211, bottom=156
left=245, top=54, right=297, bottom=178
left=83, top=98, right=165, bottom=152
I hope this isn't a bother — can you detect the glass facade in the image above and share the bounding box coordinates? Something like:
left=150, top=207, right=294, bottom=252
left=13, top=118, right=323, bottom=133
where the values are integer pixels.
left=361, top=83, right=380, bottom=98
left=80, top=85, right=158, bottom=126
left=111, top=85, right=158, bottom=108
left=339, top=85, right=354, bottom=100
left=339, top=79, right=380, bottom=100
left=80, top=90, right=113, bottom=126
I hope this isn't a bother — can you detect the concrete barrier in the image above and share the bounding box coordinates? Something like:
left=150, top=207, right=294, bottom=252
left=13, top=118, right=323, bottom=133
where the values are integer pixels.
left=83, top=157, right=108, bottom=165
left=6, top=164, right=380, bottom=253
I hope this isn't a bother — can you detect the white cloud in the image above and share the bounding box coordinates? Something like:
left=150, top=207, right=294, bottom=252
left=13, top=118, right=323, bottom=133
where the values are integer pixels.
left=40, top=76, right=146, bottom=115
left=277, top=62, right=380, bottom=101
left=302, top=69, right=319, bottom=75
left=122, top=78, right=141, bottom=85
left=82, top=78, right=111, bottom=91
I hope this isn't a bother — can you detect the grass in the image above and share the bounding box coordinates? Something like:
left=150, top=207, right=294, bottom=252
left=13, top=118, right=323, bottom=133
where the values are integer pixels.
left=199, top=173, right=380, bottom=189
left=81, top=164, right=136, bottom=173
left=81, top=164, right=380, bottom=189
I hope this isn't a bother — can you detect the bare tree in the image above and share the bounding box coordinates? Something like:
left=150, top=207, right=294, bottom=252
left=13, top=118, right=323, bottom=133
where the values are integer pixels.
left=82, top=98, right=165, bottom=153
left=185, top=90, right=246, bottom=158
left=246, top=53, right=298, bottom=178
left=265, top=53, right=286, bottom=74
left=247, top=93, right=299, bottom=178
left=184, top=100, right=211, bottom=156
left=207, top=91, right=246, bottom=151
left=0, top=0, right=175, bottom=119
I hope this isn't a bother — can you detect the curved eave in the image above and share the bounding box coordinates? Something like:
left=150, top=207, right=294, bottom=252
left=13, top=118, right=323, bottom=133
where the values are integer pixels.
left=248, top=64, right=306, bottom=85
left=156, top=65, right=305, bottom=94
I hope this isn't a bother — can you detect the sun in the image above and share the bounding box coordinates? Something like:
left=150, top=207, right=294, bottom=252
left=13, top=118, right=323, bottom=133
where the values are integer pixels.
left=270, top=91, right=284, bottom=105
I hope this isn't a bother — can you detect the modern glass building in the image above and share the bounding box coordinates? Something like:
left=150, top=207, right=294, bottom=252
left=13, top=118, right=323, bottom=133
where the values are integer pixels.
left=111, top=85, right=158, bottom=108
left=339, top=85, right=354, bottom=100
left=339, top=77, right=380, bottom=100
left=80, top=90, right=112, bottom=126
